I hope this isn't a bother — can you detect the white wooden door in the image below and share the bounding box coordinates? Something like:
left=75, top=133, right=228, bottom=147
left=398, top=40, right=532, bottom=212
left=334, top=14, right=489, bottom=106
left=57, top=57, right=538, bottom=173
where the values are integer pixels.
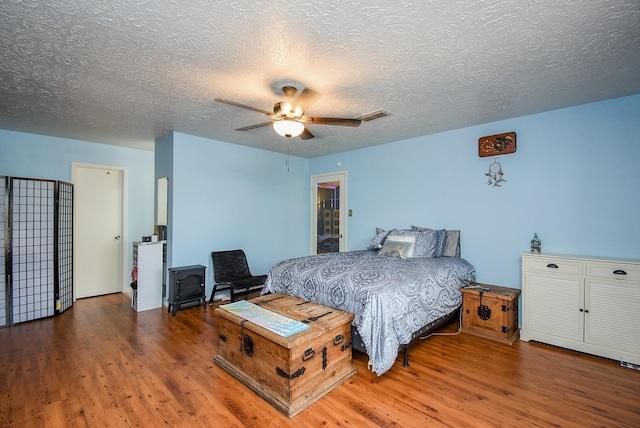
left=310, top=171, right=347, bottom=254
left=73, top=164, right=126, bottom=299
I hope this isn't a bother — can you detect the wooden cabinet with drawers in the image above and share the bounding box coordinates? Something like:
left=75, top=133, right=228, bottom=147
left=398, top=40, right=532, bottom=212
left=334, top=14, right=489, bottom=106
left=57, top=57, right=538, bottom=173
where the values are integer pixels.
left=521, top=253, right=640, bottom=365
left=460, top=283, right=520, bottom=345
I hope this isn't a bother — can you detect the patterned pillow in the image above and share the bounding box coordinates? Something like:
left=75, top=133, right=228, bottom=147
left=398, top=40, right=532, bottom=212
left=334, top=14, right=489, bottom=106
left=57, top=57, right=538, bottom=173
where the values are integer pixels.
left=385, top=229, right=441, bottom=258
left=411, top=225, right=461, bottom=257
left=366, top=228, right=389, bottom=251
left=434, top=229, right=447, bottom=257
left=379, top=235, right=415, bottom=259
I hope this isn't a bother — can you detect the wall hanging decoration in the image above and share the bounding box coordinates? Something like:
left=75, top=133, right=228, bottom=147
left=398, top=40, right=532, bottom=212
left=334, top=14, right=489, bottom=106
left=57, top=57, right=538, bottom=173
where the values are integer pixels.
left=485, top=158, right=507, bottom=187
left=478, top=132, right=516, bottom=157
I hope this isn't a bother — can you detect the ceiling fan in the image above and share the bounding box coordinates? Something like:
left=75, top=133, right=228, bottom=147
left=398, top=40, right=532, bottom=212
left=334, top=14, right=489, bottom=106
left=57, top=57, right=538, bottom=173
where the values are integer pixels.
left=215, top=86, right=361, bottom=140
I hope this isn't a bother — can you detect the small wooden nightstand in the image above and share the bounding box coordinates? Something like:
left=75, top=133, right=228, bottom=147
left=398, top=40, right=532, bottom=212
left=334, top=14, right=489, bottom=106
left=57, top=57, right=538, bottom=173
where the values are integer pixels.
left=460, top=283, right=520, bottom=345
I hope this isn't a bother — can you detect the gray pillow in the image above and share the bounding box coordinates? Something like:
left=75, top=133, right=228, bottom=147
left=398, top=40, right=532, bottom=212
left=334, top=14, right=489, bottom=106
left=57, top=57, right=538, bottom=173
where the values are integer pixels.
left=411, top=225, right=461, bottom=258
left=443, top=230, right=460, bottom=258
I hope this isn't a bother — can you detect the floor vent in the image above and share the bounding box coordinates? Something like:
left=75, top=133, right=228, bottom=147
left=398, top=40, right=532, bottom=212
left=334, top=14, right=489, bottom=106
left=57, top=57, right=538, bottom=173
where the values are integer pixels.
left=621, top=361, right=639, bottom=370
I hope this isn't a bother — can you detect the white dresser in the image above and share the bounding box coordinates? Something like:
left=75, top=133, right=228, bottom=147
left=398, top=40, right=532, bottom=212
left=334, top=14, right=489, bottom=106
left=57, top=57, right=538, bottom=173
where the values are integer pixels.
left=521, top=252, right=640, bottom=365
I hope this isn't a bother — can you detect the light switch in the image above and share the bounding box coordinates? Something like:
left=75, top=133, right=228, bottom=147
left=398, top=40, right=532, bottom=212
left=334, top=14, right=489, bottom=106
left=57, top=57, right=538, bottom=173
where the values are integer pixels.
left=348, top=209, right=353, bottom=217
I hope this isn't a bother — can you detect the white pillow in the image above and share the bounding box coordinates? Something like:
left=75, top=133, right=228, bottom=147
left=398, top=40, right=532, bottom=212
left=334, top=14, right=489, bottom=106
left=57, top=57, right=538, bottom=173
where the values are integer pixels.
left=379, top=235, right=415, bottom=259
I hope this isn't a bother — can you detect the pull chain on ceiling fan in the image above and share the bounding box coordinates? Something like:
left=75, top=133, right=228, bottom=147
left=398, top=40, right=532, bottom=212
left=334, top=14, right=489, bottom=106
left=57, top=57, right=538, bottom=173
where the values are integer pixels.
left=215, top=86, right=361, bottom=140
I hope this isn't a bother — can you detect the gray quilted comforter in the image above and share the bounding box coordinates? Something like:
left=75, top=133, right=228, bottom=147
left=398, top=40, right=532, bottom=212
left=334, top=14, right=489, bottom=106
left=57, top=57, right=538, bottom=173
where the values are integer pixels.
left=262, top=250, right=476, bottom=375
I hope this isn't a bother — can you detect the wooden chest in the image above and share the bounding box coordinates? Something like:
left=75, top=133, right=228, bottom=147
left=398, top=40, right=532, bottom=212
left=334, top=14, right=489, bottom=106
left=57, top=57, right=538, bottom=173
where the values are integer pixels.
left=214, top=293, right=357, bottom=418
left=460, top=283, right=520, bottom=345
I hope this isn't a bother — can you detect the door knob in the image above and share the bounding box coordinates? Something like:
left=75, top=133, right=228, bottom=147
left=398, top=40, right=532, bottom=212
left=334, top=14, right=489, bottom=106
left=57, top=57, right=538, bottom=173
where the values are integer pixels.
left=115, top=235, right=121, bottom=240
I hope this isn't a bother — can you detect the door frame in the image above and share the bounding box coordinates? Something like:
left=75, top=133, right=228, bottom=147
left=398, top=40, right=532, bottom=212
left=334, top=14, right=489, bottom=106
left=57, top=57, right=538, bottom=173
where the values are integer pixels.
left=310, top=171, right=347, bottom=254
left=71, top=162, right=128, bottom=300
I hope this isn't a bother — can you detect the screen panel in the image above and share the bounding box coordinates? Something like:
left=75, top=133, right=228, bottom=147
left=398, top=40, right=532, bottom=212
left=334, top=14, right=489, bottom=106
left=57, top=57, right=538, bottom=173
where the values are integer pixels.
left=10, top=178, right=55, bottom=324
left=57, top=181, right=73, bottom=313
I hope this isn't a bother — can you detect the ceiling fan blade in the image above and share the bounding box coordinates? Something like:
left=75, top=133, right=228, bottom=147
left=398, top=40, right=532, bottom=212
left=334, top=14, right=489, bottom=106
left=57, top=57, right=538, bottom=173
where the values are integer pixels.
left=302, top=117, right=362, bottom=127
left=299, top=128, right=314, bottom=140
left=215, top=98, right=274, bottom=116
left=295, top=89, right=322, bottom=112
left=235, top=121, right=274, bottom=131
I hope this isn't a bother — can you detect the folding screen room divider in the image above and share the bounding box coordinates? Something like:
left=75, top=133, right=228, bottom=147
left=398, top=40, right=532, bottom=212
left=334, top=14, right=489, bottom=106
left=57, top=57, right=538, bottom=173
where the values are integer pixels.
left=0, top=176, right=73, bottom=327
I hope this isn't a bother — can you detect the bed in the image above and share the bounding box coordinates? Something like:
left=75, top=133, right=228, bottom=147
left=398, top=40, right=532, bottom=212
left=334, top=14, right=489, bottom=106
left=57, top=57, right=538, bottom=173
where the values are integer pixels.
left=261, top=227, right=476, bottom=376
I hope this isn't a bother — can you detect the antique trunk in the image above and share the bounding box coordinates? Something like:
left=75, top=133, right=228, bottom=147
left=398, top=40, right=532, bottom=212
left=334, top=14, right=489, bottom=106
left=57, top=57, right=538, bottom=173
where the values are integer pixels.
left=214, top=293, right=356, bottom=417
left=461, top=283, right=520, bottom=345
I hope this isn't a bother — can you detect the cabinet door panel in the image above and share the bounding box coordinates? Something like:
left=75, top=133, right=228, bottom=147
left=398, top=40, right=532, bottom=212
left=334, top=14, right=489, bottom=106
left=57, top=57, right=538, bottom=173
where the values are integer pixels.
left=524, top=273, right=583, bottom=342
left=585, top=279, right=640, bottom=355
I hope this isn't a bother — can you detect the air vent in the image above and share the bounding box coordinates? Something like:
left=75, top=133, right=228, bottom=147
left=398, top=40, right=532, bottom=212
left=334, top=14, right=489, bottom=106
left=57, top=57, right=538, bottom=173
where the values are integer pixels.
left=357, top=110, right=390, bottom=122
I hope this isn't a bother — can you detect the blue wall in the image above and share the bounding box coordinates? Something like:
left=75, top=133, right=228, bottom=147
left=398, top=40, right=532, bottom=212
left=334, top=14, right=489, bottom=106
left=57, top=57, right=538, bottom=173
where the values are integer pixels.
left=3, top=94, right=638, bottom=302
left=160, top=132, right=309, bottom=298
left=309, top=95, right=640, bottom=289
left=0, top=129, right=155, bottom=287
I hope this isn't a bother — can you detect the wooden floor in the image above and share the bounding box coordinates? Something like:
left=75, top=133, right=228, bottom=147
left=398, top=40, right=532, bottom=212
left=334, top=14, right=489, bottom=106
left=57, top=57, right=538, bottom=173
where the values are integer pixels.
left=1, top=293, right=638, bottom=427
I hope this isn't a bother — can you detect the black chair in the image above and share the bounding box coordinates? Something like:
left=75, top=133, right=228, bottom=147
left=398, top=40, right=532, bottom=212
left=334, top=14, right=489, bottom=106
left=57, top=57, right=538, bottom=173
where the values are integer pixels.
left=209, top=249, right=267, bottom=303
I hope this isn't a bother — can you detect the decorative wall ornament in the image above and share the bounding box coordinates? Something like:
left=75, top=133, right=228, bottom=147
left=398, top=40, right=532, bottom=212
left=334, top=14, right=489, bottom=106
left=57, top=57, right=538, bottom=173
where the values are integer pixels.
left=478, top=132, right=516, bottom=157
left=530, top=233, right=541, bottom=253
left=485, top=158, right=507, bottom=187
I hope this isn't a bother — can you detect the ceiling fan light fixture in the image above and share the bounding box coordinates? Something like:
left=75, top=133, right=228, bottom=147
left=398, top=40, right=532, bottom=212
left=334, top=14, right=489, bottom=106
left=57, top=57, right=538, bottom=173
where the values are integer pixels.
left=275, top=101, right=303, bottom=119
left=273, top=119, right=305, bottom=138
left=282, top=101, right=293, bottom=116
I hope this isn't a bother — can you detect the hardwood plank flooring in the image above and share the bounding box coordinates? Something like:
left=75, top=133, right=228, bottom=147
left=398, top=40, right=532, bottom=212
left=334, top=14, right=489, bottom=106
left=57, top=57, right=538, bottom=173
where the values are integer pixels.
left=1, top=293, right=638, bottom=427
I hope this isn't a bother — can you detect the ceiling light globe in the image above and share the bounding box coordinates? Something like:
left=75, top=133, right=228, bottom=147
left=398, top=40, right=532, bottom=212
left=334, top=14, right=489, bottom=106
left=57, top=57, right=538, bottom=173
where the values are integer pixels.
left=273, top=120, right=305, bottom=138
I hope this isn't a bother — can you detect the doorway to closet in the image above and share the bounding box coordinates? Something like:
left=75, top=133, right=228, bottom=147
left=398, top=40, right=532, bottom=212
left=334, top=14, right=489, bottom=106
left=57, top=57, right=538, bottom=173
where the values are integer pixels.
left=73, top=163, right=126, bottom=299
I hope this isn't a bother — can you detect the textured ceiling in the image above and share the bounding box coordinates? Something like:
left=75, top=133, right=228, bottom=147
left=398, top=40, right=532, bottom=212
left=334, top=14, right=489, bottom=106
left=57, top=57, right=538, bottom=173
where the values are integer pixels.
left=1, top=1, right=639, bottom=158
